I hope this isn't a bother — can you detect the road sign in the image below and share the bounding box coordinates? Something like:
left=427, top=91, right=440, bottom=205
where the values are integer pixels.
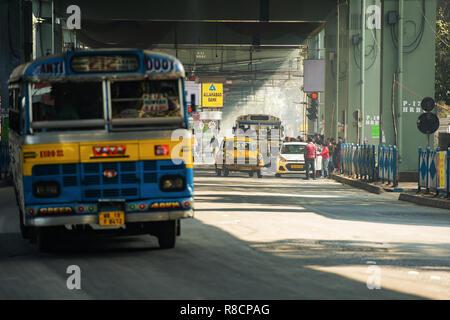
left=417, top=113, right=440, bottom=134
left=420, top=97, right=436, bottom=112
left=202, top=83, right=223, bottom=108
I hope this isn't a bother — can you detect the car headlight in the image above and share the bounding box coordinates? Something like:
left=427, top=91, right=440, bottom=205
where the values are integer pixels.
left=279, top=156, right=287, bottom=162
left=33, top=181, right=60, bottom=198
left=160, top=175, right=186, bottom=192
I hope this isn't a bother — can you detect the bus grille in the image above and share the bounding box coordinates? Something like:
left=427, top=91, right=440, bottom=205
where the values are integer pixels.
left=31, top=160, right=186, bottom=201
left=32, top=164, right=79, bottom=188
left=82, top=162, right=139, bottom=200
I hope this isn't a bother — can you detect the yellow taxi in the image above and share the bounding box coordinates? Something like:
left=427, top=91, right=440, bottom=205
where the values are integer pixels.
left=215, top=137, right=264, bottom=178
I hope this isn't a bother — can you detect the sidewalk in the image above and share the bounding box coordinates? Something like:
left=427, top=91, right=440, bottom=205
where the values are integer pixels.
left=331, top=173, right=450, bottom=210
left=398, top=192, right=450, bottom=210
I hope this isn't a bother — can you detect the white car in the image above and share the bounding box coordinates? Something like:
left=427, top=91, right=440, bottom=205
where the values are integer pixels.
left=276, top=142, right=307, bottom=177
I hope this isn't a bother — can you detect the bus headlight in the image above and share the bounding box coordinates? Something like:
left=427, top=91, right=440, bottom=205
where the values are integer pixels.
left=160, top=175, right=186, bottom=192
left=279, top=156, right=287, bottom=163
left=33, top=181, right=60, bottom=198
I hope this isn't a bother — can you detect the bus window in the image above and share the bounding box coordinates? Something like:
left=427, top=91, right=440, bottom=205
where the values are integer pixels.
left=32, top=82, right=103, bottom=123
left=111, top=80, right=181, bottom=119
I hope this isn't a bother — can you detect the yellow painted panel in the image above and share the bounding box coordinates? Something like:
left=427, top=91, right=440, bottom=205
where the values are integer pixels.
left=21, top=137, right=194, bottom=175
left=79, top=140, right=139, bottom=162
left=22, top=143, right=80, bottom=176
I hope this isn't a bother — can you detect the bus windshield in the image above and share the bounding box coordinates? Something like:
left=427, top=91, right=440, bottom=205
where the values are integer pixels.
left=111, top=80, right=181, bottom=119
left=32, top=81, right=103, bottom=122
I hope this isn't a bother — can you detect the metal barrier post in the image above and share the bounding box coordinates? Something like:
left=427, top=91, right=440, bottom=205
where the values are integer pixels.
left=426, top=147, right=430, bottom=193
left=386, top=146, right=390, bottom=184
left=418, top=147, right=422, bottom=192
left=371, top=144, right=376, bottom=182
left=345, top=144, right=348, bottom=175
left=393, top=145, right=398, bottom=187
left=362, top=145, right=366, bottom=180
left=356, top=145, right=360, bottom=179
left=381, top=145, right=385, bottom=183
left=383, top=145, right=389, bottom=182
left=447, top=146, right=450, bottom=198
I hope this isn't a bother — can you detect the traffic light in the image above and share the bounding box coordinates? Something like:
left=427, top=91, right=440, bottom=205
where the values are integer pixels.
left=307, top=92, right=318, bottom=120
left=188, top=93, right=197, bottom=115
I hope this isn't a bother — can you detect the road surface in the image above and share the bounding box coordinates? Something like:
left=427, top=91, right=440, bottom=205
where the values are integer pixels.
left=0, top=169, right=449, bottom=299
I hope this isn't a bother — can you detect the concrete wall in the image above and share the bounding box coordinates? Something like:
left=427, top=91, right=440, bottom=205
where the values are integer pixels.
left=380, top=0, right=437, bottom=174
left=321, top=0, right=437, bottom=175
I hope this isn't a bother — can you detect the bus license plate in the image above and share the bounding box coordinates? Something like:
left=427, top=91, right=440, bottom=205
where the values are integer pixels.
left=99, top=211, right=125, bottom=226
left=291, top=165, right=304, bottom=169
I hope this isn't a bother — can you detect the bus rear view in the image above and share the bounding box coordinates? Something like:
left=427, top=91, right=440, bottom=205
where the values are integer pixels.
left=8, top=49, right=194, bottom=252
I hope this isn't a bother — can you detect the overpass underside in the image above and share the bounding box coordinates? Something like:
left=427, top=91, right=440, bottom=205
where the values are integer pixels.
left=54, top=0, right=333, bottom=48
left=4, top=0, right=438, bottom=176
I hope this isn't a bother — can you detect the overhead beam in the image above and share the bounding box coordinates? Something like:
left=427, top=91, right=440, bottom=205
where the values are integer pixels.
left=74, top=20, right=324, bottom=48
left=54, top=0, right=335, bottom=22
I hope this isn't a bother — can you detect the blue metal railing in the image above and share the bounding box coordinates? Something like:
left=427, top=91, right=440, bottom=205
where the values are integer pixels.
left=340, top=143, right=397, bottom=186
left=377, top=145, right=398, bottom=187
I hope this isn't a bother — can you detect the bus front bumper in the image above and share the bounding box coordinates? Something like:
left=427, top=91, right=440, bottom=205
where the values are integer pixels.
left=24, top=197, right=194, bottom=227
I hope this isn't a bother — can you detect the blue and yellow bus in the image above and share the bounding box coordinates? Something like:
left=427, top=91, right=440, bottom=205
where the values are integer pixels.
left=8, top=49, right=194, bottom=251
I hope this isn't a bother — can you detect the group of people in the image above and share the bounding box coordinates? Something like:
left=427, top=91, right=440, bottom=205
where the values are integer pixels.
left=304, top=135, right=344, bottom=180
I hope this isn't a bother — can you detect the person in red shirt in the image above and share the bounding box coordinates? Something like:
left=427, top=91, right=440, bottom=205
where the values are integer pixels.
left=319, top=142, right=330, bottom=178
left=304, top=138, right=316, bottom=180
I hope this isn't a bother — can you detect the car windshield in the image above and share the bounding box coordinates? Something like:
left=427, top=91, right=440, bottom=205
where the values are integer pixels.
left=111, top=79, right=181, bottom=119
left=32, top=81, right=103, bottom=122
left=281, top=144, right=305, bottom=154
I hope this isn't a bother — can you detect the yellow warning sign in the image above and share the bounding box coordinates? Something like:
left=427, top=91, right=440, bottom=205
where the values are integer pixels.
left=202, top=83, right=223, bottom=108
left=437, top=152, right=446, bottom=189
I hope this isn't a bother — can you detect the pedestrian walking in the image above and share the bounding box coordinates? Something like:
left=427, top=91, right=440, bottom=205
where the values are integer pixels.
left=319, top=142, right=330, bottom=178
left=315, top=141, right=322, bottom=178
left=304, top=138, right=316, bottom=180
left=328, top=138, right=336, bottom=173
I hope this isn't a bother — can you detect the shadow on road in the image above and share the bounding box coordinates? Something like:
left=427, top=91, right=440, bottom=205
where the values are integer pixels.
left=0, top=220, right=441, bottom=299
left=0, top=172, right=449, bottom=299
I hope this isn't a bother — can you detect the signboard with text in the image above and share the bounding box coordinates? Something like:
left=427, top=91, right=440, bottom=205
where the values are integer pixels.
left=202, top=83, right=223, bottom=108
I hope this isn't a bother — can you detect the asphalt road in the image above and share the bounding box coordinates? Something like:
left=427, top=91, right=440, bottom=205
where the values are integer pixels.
left=0, top=169, right=450, bottom=300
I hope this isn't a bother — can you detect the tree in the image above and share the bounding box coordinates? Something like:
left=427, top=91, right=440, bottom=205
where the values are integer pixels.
left=435, top=4, right=450, bottom=106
